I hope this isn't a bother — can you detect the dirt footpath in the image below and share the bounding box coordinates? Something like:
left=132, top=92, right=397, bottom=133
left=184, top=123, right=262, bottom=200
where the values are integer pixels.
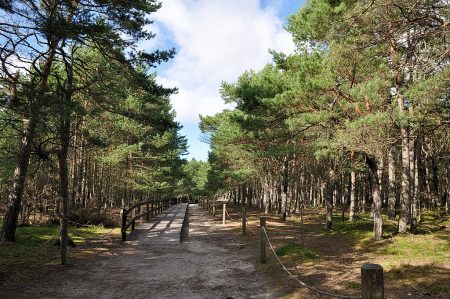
left=3, top=205, right=290, bottom=299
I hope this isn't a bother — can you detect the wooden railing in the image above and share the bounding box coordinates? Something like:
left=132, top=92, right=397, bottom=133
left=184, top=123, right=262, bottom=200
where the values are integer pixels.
left=120, top=198, right=185, bottom=241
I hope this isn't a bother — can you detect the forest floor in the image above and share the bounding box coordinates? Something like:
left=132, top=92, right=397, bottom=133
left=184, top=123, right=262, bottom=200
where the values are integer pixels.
left=220, top=204, right=450, bottom=299
left=1, top=205, right=449, bottom=298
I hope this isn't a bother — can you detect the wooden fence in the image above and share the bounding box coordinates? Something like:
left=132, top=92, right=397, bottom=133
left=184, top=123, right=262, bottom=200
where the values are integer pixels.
left=120, top=198, right=185, bottom=241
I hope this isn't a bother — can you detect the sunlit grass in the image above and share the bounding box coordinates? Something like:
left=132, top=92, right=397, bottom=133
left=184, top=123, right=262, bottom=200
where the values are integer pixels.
left=275, top=242, right=318, bottom=263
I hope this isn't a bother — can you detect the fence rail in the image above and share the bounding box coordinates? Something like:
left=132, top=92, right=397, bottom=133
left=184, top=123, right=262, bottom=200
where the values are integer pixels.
left=120, top=198, right=185, bottom=241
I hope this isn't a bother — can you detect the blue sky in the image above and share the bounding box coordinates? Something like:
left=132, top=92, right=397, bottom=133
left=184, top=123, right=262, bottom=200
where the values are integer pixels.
left=145, top=0, right=305, bottom=161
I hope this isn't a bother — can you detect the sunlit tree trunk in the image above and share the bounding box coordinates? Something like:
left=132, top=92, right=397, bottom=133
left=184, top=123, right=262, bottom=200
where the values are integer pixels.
left=366, top=156, right=383, bottom=240
left=324, top=169, right=334, bottom=230
left=349, top=171, right=356, bottom=222
left=387, top=147, right=396, bottom=219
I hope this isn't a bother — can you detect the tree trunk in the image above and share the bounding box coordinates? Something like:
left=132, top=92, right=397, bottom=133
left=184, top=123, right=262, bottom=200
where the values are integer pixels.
left=280, top=157, right=288, bottom=221
left=366, top=156, right=383, bottom=240
left=410, top=136, right=421, bottom=233
left=390, top=31, right=411, bottom=234
left=263, top=174, right=270, bottom=214
left=398, top=128, right=411, bottom=233
left=324, top=170, right=334, bottom=230
left=349, top=171, right=356, bottom=222
left=387, top=147, right=396, bottom=219
left=0, top=42, right=58, bottom=242
left=58, top=114, right=70, bottom=265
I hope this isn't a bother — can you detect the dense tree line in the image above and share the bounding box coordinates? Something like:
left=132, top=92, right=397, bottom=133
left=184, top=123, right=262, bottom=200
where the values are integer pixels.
left=0, top=0, right=193, bottom=264
left=201, top=0, right=449, bottom=240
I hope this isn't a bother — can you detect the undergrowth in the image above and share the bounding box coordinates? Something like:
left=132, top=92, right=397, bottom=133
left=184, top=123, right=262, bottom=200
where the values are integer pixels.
left=275, top=242, right=318, bottom=261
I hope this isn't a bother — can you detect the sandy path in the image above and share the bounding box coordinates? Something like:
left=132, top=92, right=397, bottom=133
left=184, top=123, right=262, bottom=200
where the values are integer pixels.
left=3, top=205, right=284, bottom=299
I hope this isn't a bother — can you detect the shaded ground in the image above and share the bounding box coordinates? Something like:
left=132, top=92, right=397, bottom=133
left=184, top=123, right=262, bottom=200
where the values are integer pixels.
left=219, top=205, right=450, bottom=299
left=2, top=205, right=301, bottom=299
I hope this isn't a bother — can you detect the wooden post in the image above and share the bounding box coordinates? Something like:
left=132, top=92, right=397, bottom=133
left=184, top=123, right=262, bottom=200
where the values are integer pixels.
left=121, top=208, right=127, bottom=241
left=242, top=206, right=247, bottom=235
left=213, top=203, right=216, bottom=217
left=259, top=216, right=266, bottom=263
left=361, top=264, right=384, bottom=299
left=146, top=203, right=150, bottom=221
left=223, top=203, right=226, bottom=225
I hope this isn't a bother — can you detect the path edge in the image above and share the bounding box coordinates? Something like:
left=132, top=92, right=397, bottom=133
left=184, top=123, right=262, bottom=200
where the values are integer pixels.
left=180, top=203, right=189, bottom=242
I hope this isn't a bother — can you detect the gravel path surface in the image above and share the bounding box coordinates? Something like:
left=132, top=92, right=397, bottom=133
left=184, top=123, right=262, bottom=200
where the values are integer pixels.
left=3, top=204, right=283, bottom=299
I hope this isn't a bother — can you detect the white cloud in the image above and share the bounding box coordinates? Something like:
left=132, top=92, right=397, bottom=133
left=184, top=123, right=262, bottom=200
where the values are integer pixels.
left=150, top=0, right=295, bottom=123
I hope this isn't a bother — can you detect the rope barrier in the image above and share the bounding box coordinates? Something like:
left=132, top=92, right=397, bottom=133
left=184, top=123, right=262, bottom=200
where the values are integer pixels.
left=225, top=209, right=236, bottom=221
left=262, top=226, right=361, bottom=299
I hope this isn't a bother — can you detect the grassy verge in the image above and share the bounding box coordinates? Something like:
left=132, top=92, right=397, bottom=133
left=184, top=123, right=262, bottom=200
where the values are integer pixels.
left=0, top=223, right=120, bottom=285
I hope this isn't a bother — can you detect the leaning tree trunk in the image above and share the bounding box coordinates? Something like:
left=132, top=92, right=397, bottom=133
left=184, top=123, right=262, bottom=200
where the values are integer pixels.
left=0, top=117, right=38, bottom=242
left=0, top=42, right=58, bottom=242
left=366, top=156, right=383, bottom=240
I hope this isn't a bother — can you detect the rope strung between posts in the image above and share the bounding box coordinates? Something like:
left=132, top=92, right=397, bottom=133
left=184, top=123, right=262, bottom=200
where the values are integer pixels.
left=225, top=209, right=236, bottom=221
left=262, top=226, right=361, bottom=299
left=224, top=208, right=257, bottom=234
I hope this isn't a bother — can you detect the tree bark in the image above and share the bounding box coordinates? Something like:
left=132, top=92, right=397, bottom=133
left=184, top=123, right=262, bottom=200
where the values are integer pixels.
left=366, top=156, right=383, bottom=240
left=410, top=136, right=421, bottom=233
left=349, top=171, right=356, bottom=222
left=398, top=128, right=411, bottom=233
left=324, top=169, right=334, bottom=230
left=387, top=147, right=396, bottom=219
left=58, top=113, right=70, bottom=265
left=0, top=41, right=58, bottom=242
left=280, top=157, right=288, bottom=221
left=263, top=174, right=270, bottom=214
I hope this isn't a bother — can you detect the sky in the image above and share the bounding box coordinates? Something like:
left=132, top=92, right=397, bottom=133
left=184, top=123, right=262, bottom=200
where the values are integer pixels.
left=143, top=0, right=304, bottom=161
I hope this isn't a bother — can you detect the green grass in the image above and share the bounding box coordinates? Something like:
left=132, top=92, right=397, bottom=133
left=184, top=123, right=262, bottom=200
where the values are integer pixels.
left=0, top=223, right=119, bottom=284
left=275, top=242, right=318, bottom=262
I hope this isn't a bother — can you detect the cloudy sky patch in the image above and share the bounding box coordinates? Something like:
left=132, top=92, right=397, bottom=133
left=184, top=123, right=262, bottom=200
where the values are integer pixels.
left=144, top=0, right=302, bottom=160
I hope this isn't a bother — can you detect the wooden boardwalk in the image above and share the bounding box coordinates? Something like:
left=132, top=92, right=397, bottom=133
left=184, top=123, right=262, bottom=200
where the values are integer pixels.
left=127, top=203, right=188, bottom=245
